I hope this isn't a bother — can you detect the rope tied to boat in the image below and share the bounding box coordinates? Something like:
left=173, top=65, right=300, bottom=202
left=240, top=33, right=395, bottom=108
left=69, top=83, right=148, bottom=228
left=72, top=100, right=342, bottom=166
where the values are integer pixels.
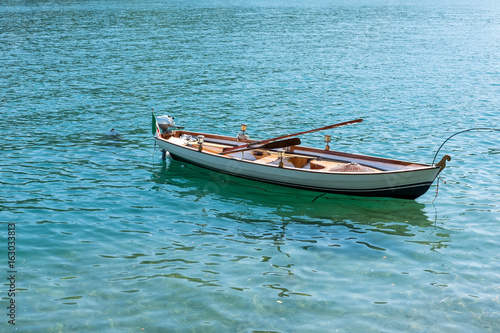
left=433, top=175, right=500, bottom=204
left=432, top=176, right=447, bottom=204
left=432, top=127, right=499, bottom=165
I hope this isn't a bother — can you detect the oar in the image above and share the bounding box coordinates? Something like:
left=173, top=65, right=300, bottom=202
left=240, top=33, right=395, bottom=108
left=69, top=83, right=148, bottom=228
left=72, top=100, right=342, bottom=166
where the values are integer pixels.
left=221, top=137, right=301, bottom=155
left=221, top=118, right=363, bottom=154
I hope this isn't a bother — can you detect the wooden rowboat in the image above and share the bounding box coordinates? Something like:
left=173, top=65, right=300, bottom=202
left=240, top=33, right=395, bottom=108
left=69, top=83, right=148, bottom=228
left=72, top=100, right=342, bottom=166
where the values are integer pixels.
left=152, top=115, right=450, bottom=200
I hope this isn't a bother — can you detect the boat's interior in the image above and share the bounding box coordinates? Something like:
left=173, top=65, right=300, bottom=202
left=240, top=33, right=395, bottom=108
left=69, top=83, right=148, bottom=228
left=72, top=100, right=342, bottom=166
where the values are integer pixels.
left=162, top=131, right=432, bottom=173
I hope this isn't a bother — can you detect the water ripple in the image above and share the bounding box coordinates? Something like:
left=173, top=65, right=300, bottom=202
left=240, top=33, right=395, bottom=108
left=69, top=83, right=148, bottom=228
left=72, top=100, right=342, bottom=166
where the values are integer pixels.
left=2, top=1, right=499, bottom=332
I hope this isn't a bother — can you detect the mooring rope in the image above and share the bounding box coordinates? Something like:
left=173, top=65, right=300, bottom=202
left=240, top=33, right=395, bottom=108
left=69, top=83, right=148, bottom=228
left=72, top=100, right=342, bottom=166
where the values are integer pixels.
left=432, top=127, right=499, bottom=165
left=432, top=176, right=449, bottom=204
left=431, top=127, right=499, bottom=202
left=432, top=175, right=500, bottom=204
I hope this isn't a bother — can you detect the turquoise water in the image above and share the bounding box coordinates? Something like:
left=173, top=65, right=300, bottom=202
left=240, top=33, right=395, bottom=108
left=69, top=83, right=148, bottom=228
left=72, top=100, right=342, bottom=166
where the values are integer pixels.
left=1, top=0, right=499, bottom=332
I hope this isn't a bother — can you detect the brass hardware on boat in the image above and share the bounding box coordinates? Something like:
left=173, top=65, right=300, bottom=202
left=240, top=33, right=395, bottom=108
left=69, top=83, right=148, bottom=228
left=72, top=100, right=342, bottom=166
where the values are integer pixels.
left=197, top=135, right=205, bottom=152
left=278, top=150, right=285, bottom=168
left=237, top=124, right=249, bottom=141
left=324, top=134, right=331, bottom=151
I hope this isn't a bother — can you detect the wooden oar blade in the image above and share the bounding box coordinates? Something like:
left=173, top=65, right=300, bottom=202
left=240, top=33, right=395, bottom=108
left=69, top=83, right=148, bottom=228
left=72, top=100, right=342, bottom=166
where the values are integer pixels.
left=261, top=137, right=301, bottom=149
left=220, top=137, right=301, bottom=155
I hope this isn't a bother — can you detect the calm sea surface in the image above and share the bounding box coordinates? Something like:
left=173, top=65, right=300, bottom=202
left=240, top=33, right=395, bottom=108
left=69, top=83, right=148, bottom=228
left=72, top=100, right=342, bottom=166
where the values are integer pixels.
left=1, top=0, right=499, bottom=332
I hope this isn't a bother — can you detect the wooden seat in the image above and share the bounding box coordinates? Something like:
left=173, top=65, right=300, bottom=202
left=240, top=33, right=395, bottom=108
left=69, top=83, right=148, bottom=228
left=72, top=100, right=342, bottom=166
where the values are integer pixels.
left=310, top=160, right=344, bottom=170
left=253, top=155, right=279, bottom=164
left=288, top=156, right=311, bottom=168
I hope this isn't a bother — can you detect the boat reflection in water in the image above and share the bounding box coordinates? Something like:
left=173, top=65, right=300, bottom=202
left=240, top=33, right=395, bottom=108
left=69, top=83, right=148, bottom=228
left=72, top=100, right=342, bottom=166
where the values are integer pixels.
left=151, top=158, right=451, bottom=252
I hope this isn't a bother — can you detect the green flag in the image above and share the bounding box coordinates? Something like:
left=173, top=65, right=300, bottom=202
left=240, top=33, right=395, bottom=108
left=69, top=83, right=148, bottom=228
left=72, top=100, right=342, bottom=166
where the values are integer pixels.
left=152, top=112, right=160, bottom=136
